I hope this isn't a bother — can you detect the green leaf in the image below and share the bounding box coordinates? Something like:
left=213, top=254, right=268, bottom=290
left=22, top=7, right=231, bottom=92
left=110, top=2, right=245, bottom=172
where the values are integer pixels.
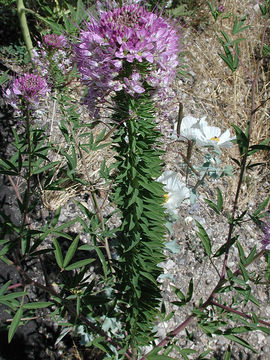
left=53, top=239, right=63, bottom=269
left=172, top=286, right=185, bottom=301
left=214, top=236, right=238, bottom=257
left=219, top=53, right=235, bottom=71
left=140, top=271, right=157, bottom=285
left=257, top=326, right=270, bottom=335
left=253, top=196, right=270, bottom=217
left=0, top=157, right=19, bottom=172
left=186, top=278, right=193, bottom=302
left=76, top=0, right=87, bottom=24
left=32, top=161, right=59, bottom=175
left=95, top=246, right=109, bottom=277
left=8, top=307, right=23, bottom=343
left=263, top=44, right=270, bottom=56
left=23, top=302, right=53, bottom=309
left=224, top=334, right=257, bottom=353
left=0, top=281, right=12, bottom=296
left=248, top=137, right=270, bottom=156
left=224, top=345, right=231, bottom=360
left=63, top=236, right=80, bottom=268
left=236, top=241, right=246, bottom=263
left=217, top=188, right=223, bottom=210
left=245, top=245, right=257, bottom=265
left=239, top=262, right=249, bottom=282
left=225, top=326, right=254, bottom=334
left=231, top=124, right=249, bottom=155
left=148, top=355, right=177, bottom=360
left=64, top=258, right=95, bottom=271
left=232, top=15, right=250, bottom=34
left=195, top=221, right=212, bottom=257
left=0, top=70, right=8, bottom=86
left=0, top=292, right=27, bottom=301
left=204, top=198, right=220, bottom=214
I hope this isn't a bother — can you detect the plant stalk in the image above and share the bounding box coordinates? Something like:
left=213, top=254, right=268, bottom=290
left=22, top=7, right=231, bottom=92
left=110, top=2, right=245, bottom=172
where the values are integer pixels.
left=17, top=0, right=33, bottom=59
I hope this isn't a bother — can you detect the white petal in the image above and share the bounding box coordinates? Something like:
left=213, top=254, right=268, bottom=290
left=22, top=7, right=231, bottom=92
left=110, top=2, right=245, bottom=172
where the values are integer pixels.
left=180, top=116, right=198, bottom=131
left=202, top=125, right=221, bottom=139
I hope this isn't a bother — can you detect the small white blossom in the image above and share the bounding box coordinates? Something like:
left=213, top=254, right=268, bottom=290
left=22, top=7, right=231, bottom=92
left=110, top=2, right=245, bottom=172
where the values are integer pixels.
left=172, top=116, right=235, bottom=148
left=157, top=171, right=189, bottom=214
left=172, top=115, right=202, bottom=141
left=196, top=118, right=235, bottom=148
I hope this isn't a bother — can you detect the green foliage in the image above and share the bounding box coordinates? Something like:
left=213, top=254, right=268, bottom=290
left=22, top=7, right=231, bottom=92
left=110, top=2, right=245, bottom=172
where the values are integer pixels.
left=110, top=87, right=167, bottom=349
left=195, top=221, right=212, bottom=257
left=204, top=187, right=223, bottom=215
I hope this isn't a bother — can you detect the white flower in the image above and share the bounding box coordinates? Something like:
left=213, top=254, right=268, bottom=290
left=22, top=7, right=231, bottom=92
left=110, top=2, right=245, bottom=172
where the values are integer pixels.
left=157, top=171, right=189, bottom=214
left=172, top=115, right=202, bottom=141
left=172, top=115, right=235, bottom=148
left=196, top=118, right=235, bottom=148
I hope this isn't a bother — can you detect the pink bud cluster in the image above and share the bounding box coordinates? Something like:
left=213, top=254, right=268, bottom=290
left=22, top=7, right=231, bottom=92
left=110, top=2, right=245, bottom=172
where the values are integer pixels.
left=75, top=4, right=180, bottom=117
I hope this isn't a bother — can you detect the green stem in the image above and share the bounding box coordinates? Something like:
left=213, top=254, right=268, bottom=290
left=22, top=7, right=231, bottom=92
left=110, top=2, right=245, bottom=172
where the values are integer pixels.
left=19, top=111, right=32, bottom=255
left=17, top=0, right=33, bottom=59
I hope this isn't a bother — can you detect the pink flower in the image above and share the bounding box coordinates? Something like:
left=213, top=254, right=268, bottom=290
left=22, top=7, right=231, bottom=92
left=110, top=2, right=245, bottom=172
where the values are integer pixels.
left=218, top=5, right=225, bottom=13
left=4, top=73, right=50, bottom=117
left=43, top=34, right=68, bottom=49
left=74, top=4, right=180, bottom=117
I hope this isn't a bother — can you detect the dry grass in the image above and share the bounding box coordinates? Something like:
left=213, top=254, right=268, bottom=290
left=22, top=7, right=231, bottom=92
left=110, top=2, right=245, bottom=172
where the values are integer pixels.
left=179, top=0, right=269, bottom=147
left=172, top=0, right=270, bottom=209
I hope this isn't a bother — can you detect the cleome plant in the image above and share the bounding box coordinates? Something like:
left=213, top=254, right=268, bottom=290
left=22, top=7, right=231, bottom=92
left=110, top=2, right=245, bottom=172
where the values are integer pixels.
left=0, top=0, right=270, bottom=359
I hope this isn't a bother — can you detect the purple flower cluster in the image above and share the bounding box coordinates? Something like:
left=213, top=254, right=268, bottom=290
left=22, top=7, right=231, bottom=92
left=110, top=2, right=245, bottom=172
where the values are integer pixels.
left=33, top=34, right=72, bottom=84
left=43, top=34, right=68, bottom=49
left=4, top=73, right=50, bottom=117
left=217, top=5, right=225, bottom=13
left=75, top=4, right=179, bottom=116
left=261, top=221, right=270, bottom=250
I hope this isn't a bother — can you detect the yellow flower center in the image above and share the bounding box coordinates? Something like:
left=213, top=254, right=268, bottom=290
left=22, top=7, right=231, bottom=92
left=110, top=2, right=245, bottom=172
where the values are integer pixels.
left=164, top=194, right=169, bottom=203
left=211, top=136, right=219, bottom=142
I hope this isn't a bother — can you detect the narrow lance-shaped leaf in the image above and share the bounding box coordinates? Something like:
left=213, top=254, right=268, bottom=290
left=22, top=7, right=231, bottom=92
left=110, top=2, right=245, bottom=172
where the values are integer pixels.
left=195, top=221, right=212, bottom=257
left=186, top=278, right=193, bottom=302
left=64, top=258, right=95, bottom=271
left=217, top=187, right=223, bottom=211
left=224, top=345, right=231, bottom=360
left=8, top=307, right=23, bottom=343
left=0, top=280, right=12, bottom=296
left=253, top=196, right=270, bottom=217
left=63, top=235, right=80, bottom=268
left=53, top=238, right=63, bottom=269
left=23, top=302, right=54, bottom=309
left=224, top=334, right=257, bottom=353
